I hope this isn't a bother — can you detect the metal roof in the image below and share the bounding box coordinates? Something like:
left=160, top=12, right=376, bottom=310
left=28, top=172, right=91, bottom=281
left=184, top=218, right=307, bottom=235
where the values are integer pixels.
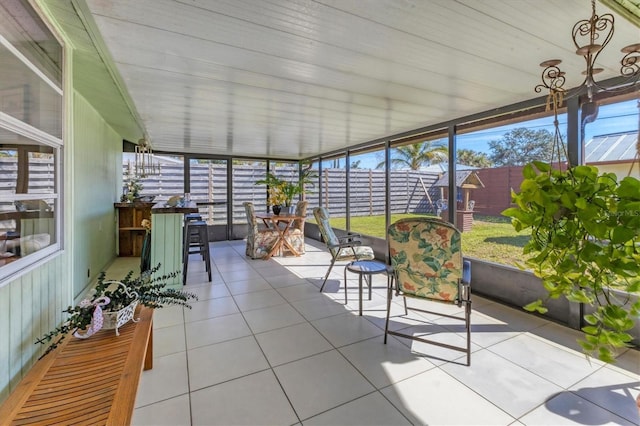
left=585, top=131, right=639, bottom=163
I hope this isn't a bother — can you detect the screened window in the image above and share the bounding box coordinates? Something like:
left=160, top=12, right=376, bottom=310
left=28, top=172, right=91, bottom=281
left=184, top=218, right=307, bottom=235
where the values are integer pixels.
left=0, top=0, right=62, bottom=281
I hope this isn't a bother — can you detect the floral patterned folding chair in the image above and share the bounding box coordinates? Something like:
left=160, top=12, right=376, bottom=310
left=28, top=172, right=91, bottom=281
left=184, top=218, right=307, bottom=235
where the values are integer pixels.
left=385, top=217, right=472, bottom=366
left=242, top=202, right=280, bottom=259
left=313, top=206, right=375, bottom=292
left=284, top=200, right=308, bottom=255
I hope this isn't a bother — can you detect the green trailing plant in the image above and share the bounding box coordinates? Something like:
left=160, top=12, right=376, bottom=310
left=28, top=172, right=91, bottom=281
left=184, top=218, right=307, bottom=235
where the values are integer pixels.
left=36, top=264, right=197, bottom=358
left=503, top=161, right=640, bottom=362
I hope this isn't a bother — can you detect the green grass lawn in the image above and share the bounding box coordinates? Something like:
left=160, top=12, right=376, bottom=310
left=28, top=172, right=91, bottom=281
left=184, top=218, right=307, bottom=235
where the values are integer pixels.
left=312, top=213, right=530, bottom=266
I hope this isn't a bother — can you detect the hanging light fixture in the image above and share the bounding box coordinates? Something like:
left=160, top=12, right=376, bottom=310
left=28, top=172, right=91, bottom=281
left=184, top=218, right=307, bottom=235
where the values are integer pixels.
left=135, top=137, right=160, bottom=177
left=535, top=0, right=639, bottom=103
left=534, top=0, right=639, bottom=171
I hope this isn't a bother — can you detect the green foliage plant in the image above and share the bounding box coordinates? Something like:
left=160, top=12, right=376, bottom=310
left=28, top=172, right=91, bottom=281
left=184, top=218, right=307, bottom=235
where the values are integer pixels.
left=36, top=264, right=197, bottom=358
left=503, top=161, right=640, bottom=362
left=256, top=167, right=316, bottom=207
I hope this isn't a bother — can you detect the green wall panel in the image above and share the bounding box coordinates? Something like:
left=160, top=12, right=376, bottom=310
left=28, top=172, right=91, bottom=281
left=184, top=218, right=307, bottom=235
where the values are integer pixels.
left=72, top=92, right=120, bottom=298
left=0, top=255, right=68, bottom=400
left=151, top=213, right=184, bottom=288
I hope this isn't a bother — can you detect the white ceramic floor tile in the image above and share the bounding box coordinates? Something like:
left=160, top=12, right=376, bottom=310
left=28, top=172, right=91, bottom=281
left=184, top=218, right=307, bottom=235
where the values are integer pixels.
left=610, top=348, right=640, bottom=379
left=212, top=260, right=249, bottom=273
left=255, top=322, right=333, bottom=366
left=527, top=321, right=592, bottom=354
left=153, top=305, right=184, bottom=329
left=219, top=268, right=264, bottom=283
left=381, top=368, right=515, bottom=425
left=290, top=295, right=350, bottom=321
left=109, top=245, right=640, bottom=426
left=134, top=352, right=189, bottom=408
left=362, top=301, right=428, bottom=332
left=187, top=336, right=270, bottom=391
left=264, top=271, right=310, bottom=288
left=489, top=333, right=603, bottom=388
left=304, top=392, right=411, bottom=426
left=190, top=370, right=298, bottom=425
left=184, top=282, right=230, bottom=301
left=569, top=367, right=640, bottom=424
left=338, top=336, right=435, bottom=389
left=473, top=301, right=550, bottom=332
left=342, top=291, right=389, bottom=315
left=132, top=394, right=191, bottom=426
left=276, top=282, right=326, bottom=302
left=459, top=310, right=520, bottom=348
left=153, top=323, right=186, bottom=358
left=311, top=312, right=383, bottom=347
left=440, top=349, right=563, bottom=419
left=274, top=350, right=375, bottom=420
left=233, top=288, right=287, bottom=311
left=519, top=391, right=635, bottom=425
left=394, top=322, right=480, bottom=365
left=225, top=277, right=272, bottom=295
left=183, top=296, right=239, bottom=323
left=242, top=303, right=307, bottom=334
left=185, top=313, right=252, bottom=349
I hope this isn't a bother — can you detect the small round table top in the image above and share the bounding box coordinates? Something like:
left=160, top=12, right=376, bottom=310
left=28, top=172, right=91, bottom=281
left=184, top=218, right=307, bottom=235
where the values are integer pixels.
left=346, top=260, right=390, bottom=275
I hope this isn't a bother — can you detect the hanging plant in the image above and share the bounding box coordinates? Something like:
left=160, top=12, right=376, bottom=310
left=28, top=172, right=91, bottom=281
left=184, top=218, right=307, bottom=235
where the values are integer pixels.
left=503, top=160, right=640, bottom=362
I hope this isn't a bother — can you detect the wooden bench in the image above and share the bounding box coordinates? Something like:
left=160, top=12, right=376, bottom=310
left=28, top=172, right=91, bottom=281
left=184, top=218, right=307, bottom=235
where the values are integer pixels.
left=0, top=306, right=153, bottom=425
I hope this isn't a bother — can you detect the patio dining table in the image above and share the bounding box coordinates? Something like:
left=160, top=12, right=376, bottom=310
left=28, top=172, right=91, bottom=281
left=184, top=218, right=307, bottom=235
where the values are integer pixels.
left=255, top=213, right=304, bottom=259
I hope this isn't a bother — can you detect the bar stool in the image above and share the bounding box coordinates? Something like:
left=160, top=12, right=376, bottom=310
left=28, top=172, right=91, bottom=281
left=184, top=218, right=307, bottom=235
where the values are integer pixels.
left=182, top=220, right=212, bottom=285
left=184, top=213, right=204, bottom=260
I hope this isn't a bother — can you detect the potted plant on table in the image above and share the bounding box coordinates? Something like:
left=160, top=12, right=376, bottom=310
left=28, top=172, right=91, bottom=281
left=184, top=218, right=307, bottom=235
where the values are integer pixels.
left=256, top=167, right=315, bottom=215
left=121, top=174, right=143, bottom=202
left=36, top=264, right=197, bottom=358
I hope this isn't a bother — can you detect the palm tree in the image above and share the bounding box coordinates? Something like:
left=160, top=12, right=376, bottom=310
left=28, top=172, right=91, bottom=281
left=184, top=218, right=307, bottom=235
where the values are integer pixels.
left=377, top=142, right=448, bottom=170
left=457, top=149, right=493, bottom=168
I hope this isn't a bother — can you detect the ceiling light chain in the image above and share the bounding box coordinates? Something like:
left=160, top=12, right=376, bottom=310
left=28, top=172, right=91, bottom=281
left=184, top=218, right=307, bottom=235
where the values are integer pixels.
left=535, top=0, right=639, bottom=107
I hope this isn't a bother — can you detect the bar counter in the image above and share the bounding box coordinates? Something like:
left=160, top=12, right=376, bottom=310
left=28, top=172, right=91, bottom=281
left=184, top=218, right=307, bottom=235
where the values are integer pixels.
left=150, top=200, right=198, bottom=287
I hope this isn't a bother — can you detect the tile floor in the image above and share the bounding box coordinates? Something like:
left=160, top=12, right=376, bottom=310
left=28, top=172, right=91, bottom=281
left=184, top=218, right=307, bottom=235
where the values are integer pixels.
left=112, top=239, right=639, bottom=425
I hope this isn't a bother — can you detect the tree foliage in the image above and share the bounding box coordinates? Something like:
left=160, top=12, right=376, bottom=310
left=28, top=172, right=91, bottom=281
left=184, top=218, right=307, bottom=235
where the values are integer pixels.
left=378, top=141, right=448, bottom=170
left=457, top=149, right=492, bottom=168
left=489, top=128, right=557, bottom=166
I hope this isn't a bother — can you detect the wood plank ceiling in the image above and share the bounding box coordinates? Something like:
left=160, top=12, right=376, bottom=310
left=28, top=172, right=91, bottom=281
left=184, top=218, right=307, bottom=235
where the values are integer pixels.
left=77, top=0, right=639, bottom=160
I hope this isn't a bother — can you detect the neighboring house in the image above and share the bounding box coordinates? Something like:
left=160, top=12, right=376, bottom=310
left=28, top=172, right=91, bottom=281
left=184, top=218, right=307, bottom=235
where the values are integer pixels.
left=585, top=131, right=640, bottom=179
left=465, top=131, right=640, bottom=217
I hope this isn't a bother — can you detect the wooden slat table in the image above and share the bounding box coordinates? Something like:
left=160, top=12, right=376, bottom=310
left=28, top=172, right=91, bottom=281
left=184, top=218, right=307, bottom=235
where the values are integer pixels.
left=0, top=306, right=153, bottom=425
left=255, top=213, right=304, bottom=259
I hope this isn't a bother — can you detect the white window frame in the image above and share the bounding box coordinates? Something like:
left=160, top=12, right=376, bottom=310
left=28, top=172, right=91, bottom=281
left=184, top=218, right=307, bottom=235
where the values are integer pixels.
left=0, top=23, right=63, bottom=286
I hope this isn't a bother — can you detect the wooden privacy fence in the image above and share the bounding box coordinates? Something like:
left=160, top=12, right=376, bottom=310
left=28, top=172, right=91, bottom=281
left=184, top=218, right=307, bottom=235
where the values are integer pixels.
left=130, top=164, right=446, bottom=224
left=472, top=166, right=525, bottom=216
left=0, top=158, right=520, bottom=230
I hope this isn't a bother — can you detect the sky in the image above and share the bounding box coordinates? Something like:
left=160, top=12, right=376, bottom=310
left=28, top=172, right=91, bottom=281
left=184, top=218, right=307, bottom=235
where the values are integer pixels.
left=457, top=99, right=639, bottom=154
left=353, top=98, right=638, bottom=169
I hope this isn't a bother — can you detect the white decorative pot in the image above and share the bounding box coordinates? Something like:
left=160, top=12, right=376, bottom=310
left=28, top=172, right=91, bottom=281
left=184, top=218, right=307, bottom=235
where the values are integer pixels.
left=102, top=300, right=139, bottom=336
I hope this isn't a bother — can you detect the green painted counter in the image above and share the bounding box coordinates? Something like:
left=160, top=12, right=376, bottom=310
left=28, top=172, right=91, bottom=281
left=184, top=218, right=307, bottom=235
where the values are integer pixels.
left=150, top=201, right=198, bottom=287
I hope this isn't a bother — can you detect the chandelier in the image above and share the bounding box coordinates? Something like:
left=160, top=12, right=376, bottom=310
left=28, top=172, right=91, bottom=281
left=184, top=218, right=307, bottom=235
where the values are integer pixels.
left=535, top=0, right=639, bottom=104
left=134, top=137, right=160, bottom=177
left=534, top=0, right=639, bottom=172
